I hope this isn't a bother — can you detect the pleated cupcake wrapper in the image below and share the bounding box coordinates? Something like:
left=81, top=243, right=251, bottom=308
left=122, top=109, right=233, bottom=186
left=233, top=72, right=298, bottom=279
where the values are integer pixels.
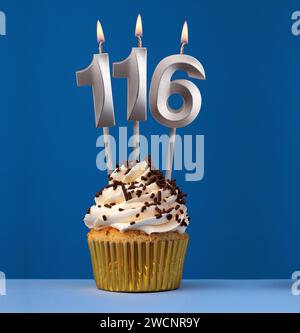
left=88, top=238, right=189, bottom=292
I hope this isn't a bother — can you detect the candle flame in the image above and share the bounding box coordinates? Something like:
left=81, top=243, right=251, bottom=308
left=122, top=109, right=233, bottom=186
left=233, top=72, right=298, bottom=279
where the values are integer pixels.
left=97, top=20, right=105, bottom=43
left=181, top=21, right=188, bottom=45
left=135, top=14, right=143, bottom=37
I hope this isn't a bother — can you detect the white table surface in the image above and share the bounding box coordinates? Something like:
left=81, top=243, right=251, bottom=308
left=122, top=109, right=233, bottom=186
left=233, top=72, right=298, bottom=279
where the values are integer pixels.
left=0, top=279, right=299, bottom=313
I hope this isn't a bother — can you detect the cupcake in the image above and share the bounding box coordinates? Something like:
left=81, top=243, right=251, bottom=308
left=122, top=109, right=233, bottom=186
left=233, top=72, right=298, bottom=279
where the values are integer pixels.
left=84, top=159, right=190, bottom=292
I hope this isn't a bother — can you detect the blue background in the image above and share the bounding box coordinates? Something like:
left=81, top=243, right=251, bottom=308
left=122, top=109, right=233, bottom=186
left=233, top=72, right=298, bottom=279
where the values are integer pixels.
left=0, top=0, right=299, bottom=279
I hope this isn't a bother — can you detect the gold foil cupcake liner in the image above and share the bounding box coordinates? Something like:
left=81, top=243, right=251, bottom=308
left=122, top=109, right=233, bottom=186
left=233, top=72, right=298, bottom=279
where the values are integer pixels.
left=88, top=238, right=189, bottom=292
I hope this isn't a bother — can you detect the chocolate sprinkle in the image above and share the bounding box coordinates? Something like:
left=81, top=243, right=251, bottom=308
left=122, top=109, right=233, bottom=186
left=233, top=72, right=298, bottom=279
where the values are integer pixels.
left=95, top=190, right=103, bottom=197
left=180, top=219, right=188, bottom=227
left=102, top=215, right=107, bottom=221
left=166, top=214, right=172, bottom=220
left=146, top=175, right=156, bottom=185
left=130, top=221, right=135, bottom=225
left=157, top=191, right=162, bottom=202
left=125, top=168, right=131, bottom=175
left=155, top=207, right=162, bottom=214
left=121, top=184, right=129, bottom=201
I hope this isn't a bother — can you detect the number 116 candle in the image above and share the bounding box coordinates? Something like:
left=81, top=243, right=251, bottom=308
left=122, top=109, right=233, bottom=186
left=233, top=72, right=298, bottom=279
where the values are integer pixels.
left=76, top=17, right=205, bottom=178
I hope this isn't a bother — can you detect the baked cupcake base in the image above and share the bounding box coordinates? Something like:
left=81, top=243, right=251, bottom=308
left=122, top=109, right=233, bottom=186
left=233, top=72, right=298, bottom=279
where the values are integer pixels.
left=88, top=228, right=189, bottom=292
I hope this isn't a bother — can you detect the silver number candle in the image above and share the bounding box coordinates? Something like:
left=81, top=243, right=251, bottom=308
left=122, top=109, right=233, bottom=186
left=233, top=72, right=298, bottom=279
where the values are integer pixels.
left=76, top=21, right=115, bottom=173
left=149, top=21, right=206, bottom=179
left=113, top=14, right=147, bottom=161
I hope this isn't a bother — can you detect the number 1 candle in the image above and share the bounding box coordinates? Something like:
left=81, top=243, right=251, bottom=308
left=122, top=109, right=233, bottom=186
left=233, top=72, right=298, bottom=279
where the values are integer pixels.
left=149, top=21, right=206, bottom=179
left=76, top=20, right=115, bottom=173
left=113, top=14, right=147, bottom=161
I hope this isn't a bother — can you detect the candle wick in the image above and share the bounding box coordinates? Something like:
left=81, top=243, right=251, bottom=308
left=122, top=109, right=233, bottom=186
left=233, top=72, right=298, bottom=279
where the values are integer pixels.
left=180, top=42, right=186, bottom=54
left=99, top=41, right=103, bottom=54
left=137, top=35, right=142, bottom=48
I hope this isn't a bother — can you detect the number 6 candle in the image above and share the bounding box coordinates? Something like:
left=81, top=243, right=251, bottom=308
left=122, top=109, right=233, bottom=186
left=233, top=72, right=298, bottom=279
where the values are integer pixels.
left=149, top=21, right=206, bottom=179
left=76, top=20, right=115, bottom=173
left=113, top=14, right=147, bottom=161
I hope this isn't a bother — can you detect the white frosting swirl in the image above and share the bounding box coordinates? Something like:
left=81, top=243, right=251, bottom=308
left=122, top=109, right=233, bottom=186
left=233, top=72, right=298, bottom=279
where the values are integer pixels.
left=84, top=160, right=190, bottom=234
